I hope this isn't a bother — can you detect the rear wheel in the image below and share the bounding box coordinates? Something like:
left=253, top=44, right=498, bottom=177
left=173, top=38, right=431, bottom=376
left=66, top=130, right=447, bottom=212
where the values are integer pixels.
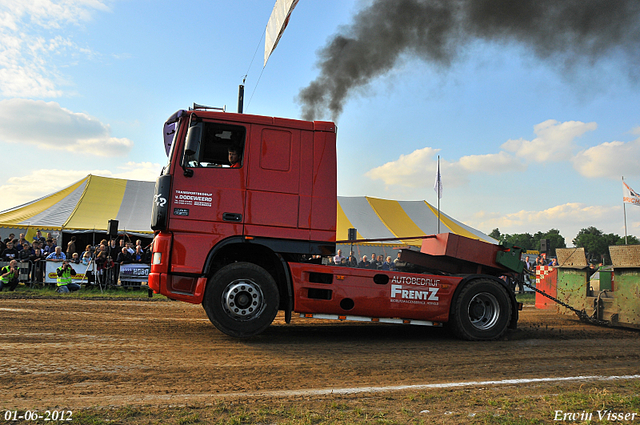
left=203, top=262, right=279, bottom=338
left=450, top=279, right=512, bottom=341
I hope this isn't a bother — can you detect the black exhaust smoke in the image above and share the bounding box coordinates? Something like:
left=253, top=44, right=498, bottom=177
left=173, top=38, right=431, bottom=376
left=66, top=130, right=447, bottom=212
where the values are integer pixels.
left=298, top=0, right=640, bottom=121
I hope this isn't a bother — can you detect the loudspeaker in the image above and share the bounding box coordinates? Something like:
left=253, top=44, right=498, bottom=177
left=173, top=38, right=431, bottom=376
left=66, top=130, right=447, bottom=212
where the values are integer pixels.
left=540, top=239, right=549, bottom=253
left=348, top=228, right=357, bottom=241
left=108, top=219, right=119, bottom=238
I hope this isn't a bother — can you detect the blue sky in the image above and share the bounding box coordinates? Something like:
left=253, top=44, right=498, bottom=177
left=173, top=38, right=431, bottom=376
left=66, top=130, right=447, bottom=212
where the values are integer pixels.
left=1, top=0, right=639, bottom=245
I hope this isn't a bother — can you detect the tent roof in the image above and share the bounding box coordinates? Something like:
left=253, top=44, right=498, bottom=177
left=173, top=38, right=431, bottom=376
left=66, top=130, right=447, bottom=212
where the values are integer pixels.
left=337, top=196, right=495, bottom=245
left=0, top=175, right=154, bottom=234
left=0, top=176, right=493, bottom=243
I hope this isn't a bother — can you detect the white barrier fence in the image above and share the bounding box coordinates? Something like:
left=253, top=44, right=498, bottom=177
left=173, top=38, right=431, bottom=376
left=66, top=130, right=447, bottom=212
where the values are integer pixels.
left=0, top=260, right=149, bottom=287
left=43, top=261, right=149, bottom=286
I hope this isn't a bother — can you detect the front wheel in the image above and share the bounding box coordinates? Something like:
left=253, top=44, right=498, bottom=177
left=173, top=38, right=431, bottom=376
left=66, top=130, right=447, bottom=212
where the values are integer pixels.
left=203, top=262, right=279, bottom=338
left=450, top=279, right=512, bottom=341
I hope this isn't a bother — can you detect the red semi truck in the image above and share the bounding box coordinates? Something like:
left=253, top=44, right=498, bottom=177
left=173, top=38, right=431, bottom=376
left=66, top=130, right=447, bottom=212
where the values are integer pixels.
left=148, top=105, right=523, bottom=340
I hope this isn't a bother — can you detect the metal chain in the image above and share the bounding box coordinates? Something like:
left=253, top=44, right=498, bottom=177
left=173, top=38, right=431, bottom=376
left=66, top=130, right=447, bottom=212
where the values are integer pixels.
left=519, top=270, right=610, bottom=326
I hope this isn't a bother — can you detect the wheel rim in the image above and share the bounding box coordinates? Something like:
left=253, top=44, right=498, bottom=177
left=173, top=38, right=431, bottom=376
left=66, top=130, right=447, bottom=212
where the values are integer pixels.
left=221, top=279, right=266, bottom=321
left=467, top=292, right=500, bottom=330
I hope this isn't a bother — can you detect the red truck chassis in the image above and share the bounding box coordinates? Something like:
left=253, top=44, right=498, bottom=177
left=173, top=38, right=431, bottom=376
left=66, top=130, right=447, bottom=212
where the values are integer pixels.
left=149, top=106, right=523, bottom=341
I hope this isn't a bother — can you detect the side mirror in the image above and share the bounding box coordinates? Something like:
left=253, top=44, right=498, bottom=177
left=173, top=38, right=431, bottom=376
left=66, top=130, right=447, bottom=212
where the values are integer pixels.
left=184, top=122, right=202, bottom=156
left=182, top=118, right=202, bottom=177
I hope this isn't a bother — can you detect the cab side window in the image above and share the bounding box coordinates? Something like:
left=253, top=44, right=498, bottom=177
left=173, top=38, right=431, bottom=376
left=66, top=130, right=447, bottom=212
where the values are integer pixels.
left=185, top=122, right=246, bottom=168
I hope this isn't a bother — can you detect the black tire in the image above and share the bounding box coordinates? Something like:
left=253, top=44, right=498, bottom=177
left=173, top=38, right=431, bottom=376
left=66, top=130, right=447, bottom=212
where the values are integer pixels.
left=203, top=262, right=279, bottom=338
left=450, top=279, right=512, bottom=341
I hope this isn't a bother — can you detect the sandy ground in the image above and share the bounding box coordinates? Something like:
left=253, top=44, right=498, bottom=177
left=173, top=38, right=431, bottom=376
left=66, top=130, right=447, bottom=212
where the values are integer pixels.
left=1, top=296, right=639, bottom=420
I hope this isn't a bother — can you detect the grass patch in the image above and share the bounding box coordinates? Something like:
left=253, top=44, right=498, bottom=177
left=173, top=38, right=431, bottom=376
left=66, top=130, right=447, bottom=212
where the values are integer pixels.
left=41, top=380, right=640, bottom=425
left=0, top=283, right=168, bottom=300
left=516, top=293, right=535, bottom=305
left=68, top=411, right=109, bottom=425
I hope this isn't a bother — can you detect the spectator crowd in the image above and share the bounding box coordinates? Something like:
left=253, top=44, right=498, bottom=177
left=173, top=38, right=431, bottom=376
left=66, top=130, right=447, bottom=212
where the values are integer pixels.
left=0, top=231, right=151, bottom=292
left=328, top=249, right=405, bottom=271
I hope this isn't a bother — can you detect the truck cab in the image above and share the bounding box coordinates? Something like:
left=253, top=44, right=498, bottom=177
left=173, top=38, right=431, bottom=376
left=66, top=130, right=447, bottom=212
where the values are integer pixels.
left=149, top=106, right=337, bottom=314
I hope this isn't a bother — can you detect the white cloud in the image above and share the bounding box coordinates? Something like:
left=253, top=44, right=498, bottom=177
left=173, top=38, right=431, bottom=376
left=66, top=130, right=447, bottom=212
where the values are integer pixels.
left=0, top=169, right=93, bottom=212
left=0, top=66, right=63, bottom=98
left=365, top=147, right=522, bottom=190
left=0, top=98, right=133, bottom=156
left=501, top=119, right=597, bottom=162
left=0, top=162, right=161, bottom=212
left=573, top=137, right=640, bottom=178
left=365, top=119, right=605, bottom=192
left=365, top=147, right=440, bottom=187
left=0, top=0, right=108, bottom=97
left=458, top=151, right=523, bottom=173
left=1, top=1, right=110, bottom=29
left=112, top=162, right=162, bottom=181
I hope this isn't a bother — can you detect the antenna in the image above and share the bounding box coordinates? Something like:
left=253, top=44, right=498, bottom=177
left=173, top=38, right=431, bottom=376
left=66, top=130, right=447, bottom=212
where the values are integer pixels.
left=238, top=75, right=247, bottom=114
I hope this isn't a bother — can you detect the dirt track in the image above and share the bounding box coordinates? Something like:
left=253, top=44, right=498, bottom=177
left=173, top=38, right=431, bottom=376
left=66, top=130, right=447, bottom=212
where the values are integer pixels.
left=1, top=297, right=639, bottom=416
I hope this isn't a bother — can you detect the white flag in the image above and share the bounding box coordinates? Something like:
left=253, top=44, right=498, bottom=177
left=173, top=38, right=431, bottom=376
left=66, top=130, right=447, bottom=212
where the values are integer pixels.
left=264, top=0, right=300, bottom=66
left=623, top=181, right=640, bottom=206
left=434, top=158, right=442, bottom=199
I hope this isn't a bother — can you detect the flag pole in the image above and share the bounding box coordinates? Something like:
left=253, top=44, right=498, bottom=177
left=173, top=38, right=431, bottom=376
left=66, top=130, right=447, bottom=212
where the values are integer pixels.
left=437, top=156, right=441, bottom=234
left=623, top=176, right=628, bottom=244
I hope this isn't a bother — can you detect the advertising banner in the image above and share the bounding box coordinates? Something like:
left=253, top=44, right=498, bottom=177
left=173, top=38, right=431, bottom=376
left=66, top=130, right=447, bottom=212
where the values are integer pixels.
left=45, top=261, right=89, bottom=284
left=119, top=263, right=150, bottom=283
left=44, top=261, right=150, bottom=285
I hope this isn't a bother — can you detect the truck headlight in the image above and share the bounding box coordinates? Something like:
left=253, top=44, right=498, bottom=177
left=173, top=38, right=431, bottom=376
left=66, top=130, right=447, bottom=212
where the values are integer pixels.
left=152, top=252, right=162, bottom=265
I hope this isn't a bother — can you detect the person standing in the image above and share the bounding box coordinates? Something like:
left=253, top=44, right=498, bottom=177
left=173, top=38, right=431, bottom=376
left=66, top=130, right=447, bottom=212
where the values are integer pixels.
left=33, top=230, right=45, bottom=243
left=333, top=249, right=345, bottom=265
left=369, top=253, right=378, bottom=269
left=46, top=246, right=66, bottom=262
left=133, top=246, right=146, bottom=263
left=2, top=241, right=19, bottom=261
left=15, top=234, right=28, bottom=251
left=66, top=236, right=77, bottom=259
left=43, top=239, right=55, bottom=255
left=116, top=247, right=132, bottom=264
left=107, top=239, right=118, bottom=259
left=520, top=256, right=532, bottom=294
left=32, top=248, right=46, bottom=284
left=18, top=242, right=33, bottom=262
left=347, top=251, right=358, bottom=267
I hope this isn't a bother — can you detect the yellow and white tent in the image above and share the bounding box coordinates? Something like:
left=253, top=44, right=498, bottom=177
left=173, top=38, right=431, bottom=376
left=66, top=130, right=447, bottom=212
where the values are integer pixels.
left=0, top=175, right=154, bottom=237
left=0, top=175, right=493, bottom=245
left=337, top=196, right=495, bottom=246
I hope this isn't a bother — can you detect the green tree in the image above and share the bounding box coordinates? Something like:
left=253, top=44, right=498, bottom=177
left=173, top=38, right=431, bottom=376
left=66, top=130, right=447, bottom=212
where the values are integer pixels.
left=504, top=233, right=534, bottom=250
left=533, top=229, right=566, bottom=257
left=615, top=235, right=640, bottom=245
left=495, top=229, right=566, bottom=255
left=573, top=227, right=623, bottom=264
left=489, top=228, right=501, bottom=240
left=501, top=233, right=534, bottom=251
